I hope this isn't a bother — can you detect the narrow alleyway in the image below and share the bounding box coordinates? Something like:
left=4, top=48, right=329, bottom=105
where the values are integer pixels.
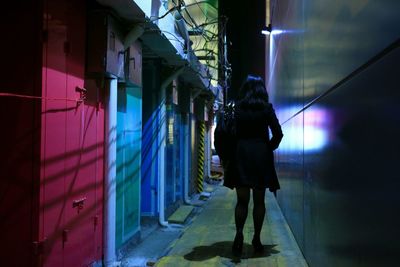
left=129, top=184, right=308, bottom=267
left=2, top=1, right=400, bottom=266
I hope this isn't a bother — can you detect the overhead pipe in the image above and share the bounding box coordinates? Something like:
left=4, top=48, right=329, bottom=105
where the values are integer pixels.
left=183, top=112, right=192, bottom=205
left=205, top=102, right=214, bottom=179
left=158, top=67, right=185, bottom=227
left=173, top=10, right=192, bottom=61
left=177, top=84, right=193, bottom=205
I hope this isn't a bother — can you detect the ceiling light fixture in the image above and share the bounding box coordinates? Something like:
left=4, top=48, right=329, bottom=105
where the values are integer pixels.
left=261, top=24, right=272, bottom=35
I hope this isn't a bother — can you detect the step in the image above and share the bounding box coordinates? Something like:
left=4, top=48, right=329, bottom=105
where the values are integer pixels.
left=156, top=255, right=222, bottom=267
left=167, top=205, right=195, bottom=224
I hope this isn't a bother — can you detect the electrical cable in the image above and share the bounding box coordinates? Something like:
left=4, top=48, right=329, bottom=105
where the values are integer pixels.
left=161, top=30, right=186, bottom=46
left=149, top=1, right=222, bottom=90
left=183, top=1, right=217, bottom=11
left=194, top=0, right=208, bottom=18
left=0, top=92, right=84, bottom=103
left=150, top=6, right=179, bottom=22
left=182, top=8, right=199, bottom=28
left=145, top=28, right=186, bottom=47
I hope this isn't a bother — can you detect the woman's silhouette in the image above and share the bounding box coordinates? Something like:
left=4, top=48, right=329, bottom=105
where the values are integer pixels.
left=219, top=75, right=283, bottom=256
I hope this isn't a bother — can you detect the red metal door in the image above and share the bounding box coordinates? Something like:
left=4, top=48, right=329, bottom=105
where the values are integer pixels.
left=63, top=1, right=101, bottom=266
left=40, top=0, right=68, bottom=265
left=40, top=0, right=104, bottom=266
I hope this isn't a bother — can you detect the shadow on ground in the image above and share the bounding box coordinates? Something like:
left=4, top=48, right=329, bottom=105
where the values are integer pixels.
left=183, top=241, right=280, bottom=263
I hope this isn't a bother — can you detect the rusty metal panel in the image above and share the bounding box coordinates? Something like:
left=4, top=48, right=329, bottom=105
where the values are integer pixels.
left=87, top=11, right=125, bottom=79
left=126, top=41, right=142, bottom=86
left=106, top=15, right=125, bottom=78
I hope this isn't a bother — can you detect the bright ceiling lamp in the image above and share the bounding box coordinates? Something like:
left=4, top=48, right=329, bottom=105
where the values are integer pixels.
left=261, top=24, right=272, bottom=35
left=262, top=24, right=284, bottom=35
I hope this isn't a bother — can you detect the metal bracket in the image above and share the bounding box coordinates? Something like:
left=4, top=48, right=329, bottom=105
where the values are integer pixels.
left=72, top=197, right=87, bottom=213
left=32, top=238, right=47, bottom=255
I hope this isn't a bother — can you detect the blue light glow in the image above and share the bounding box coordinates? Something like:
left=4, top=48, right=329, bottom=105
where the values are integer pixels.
left=262, top=29, right=285, bottom=35
left=276, top=106, right=332, bottom=152
left=271, top=30, right=284, bottom=35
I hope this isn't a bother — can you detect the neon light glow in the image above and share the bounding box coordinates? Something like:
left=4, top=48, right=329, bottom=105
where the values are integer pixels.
left=271, top=29, right=284, bottom=35
left=277, top=106, right=332, bottom=152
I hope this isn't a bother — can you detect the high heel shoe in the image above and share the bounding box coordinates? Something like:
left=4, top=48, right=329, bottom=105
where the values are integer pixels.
left=232, top=233, right=244, bottom=256
left=252, top=237, right=264, bottom=253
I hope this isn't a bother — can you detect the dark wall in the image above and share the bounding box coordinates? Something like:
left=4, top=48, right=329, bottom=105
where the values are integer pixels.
left=0, top=2, right=42, bottom=266
left=219, top=0, right=266, bottom=100
left=269, top=0, right=400, bottom=266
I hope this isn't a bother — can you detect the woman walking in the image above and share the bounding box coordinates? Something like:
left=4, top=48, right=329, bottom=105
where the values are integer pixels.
left=217, top=75, right=283, bottom=256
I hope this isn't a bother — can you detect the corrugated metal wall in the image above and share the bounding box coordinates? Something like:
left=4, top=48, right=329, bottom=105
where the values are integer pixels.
left=269, top=1, right=400, bottom=266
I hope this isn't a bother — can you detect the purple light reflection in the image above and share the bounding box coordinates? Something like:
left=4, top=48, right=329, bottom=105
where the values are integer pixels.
left=278, top=106, right=332, bottom=152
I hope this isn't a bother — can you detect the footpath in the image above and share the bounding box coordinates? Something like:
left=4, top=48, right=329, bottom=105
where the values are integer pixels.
left=154, top=185, right=308, bottom=267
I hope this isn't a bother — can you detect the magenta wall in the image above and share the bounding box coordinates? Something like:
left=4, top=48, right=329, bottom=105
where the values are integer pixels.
left=39, top=0, right=104, bottom=266
left=0, top=1, right=104, bottom=266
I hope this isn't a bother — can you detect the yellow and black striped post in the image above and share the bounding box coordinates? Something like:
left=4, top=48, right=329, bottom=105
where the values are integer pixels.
left=197, top=120, right=206, bottom=193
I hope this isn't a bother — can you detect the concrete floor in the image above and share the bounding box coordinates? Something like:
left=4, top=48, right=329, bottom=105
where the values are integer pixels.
left=122, top=184, right=308, bottom=266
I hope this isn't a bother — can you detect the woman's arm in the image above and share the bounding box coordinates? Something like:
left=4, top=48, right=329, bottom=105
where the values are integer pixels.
left=267, top=104, right=283, bottom=150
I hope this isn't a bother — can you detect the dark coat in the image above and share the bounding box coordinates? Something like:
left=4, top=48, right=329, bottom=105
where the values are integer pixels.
left=223, top=103, right=283, bottom=194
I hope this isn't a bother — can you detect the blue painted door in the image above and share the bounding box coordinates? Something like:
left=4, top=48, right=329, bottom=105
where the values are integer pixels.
left=165, top=105, right=183, bottom=207
left=116, top=86, right=142, bottom=248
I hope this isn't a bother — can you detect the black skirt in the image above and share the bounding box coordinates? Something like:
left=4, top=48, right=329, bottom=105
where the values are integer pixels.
left=223, top=138, right=280, bottom=193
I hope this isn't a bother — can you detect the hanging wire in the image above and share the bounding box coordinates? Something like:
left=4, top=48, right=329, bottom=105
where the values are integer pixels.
left=0, top=92, right=85, bottom=103
left=152, top=0, right=223, bottom=88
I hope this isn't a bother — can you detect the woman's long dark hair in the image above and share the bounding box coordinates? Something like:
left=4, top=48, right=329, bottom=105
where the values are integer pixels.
left=237, top=75, right=269, bottom=109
